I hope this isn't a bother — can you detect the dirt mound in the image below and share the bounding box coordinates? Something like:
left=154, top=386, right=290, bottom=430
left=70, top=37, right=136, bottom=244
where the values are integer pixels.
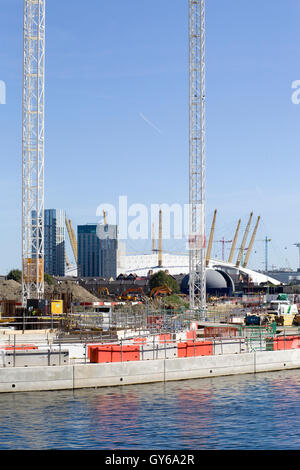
left=45, top=280, right=99, bottom=303
left=0, top=280, right=22, bottom=301
left=0, top=279, right=99, bottom=304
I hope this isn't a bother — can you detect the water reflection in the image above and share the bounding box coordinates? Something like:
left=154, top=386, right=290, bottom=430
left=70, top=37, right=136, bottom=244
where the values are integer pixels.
left=0, top=371, right=300, bottom=449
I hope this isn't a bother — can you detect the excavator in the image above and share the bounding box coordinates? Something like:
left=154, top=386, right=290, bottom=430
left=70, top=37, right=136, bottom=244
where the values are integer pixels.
left=120, top=287, right=144, bottom=301
left=98, top=287, right=110, bottom=298
left=150, top=284, right=172, bottom=299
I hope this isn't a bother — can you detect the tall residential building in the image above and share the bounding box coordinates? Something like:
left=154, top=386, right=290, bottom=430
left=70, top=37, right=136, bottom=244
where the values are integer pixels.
left=78, top=224, right=118, bottom=279
left=44, top=209, right=65, bottom=276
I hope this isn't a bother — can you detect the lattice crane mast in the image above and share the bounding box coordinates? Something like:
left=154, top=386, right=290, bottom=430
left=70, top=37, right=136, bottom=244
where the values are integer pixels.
left=188, top=0, right=206, bottom=315
left=22, top=0, right=46, bottom=305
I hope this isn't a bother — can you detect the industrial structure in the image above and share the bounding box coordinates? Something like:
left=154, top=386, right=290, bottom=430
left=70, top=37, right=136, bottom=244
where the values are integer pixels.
left=5, top=0, right=300, bottom=402
left=19, top=0, right=283, bottom=310
left=22, top=0, right=46, bottom=306
left=188, top=0, right=206, bottom=314
left=116, top=209, right=278, bottom=290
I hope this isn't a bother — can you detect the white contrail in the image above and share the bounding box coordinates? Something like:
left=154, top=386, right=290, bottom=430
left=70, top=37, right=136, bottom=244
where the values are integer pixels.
left=139, top=113, right=163, bottom=134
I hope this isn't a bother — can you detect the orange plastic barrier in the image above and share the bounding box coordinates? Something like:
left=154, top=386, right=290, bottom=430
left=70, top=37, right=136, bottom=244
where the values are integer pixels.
left=89, top=344, right=140, bottom=363
left=90, top=345, right=112, bottom=363
left=88, top=344, right=103, bottom=359
left=186, top=330, right=197, bottom=340
left=133, top=338, right=147, bottom=344
left=178, top=342, right=188, bottom=358
left=273, top=336, right=300, bottom=351
left=177, top=341, right=213, bottom=357
left=111, top=345, right=140, bottom=362
left=0, top=345, right=38, bottom=351
left=159, top=334, right=171, bottom=344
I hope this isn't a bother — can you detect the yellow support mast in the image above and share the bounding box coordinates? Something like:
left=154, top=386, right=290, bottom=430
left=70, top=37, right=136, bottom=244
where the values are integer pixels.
left=206, top=209, right=217, bottom=267
left=243, top=216, right=261, bottom=268
left=228, top=219, right=241, bottom=264
left=236, top=212, right=253, bottom=267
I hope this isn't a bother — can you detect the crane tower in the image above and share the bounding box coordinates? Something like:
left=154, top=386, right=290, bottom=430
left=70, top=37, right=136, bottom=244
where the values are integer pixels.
left=22, top=0, right=46, bottom=305
left=188, top=0, right=206, bottom=314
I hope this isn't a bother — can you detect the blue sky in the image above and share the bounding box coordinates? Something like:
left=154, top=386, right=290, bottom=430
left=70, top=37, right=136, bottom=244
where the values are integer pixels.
left=1, top=0, right=300, bottom=274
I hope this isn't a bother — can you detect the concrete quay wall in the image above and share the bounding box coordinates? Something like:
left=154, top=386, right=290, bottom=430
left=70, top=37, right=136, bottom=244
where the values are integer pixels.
left=1, top=349, right=300, bottom=393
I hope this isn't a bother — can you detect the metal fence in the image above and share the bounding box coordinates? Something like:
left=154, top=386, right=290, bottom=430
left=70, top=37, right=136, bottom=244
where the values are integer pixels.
left=1, top=326, right=297, bottom=368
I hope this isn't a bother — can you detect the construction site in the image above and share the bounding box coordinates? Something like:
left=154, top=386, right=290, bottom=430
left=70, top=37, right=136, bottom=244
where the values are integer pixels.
left=1, top=0, right=300, bottom=396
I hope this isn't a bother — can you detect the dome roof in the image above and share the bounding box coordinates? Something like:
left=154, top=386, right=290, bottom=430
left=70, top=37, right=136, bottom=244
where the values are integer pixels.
left=181, top=268, right=234, bottom=294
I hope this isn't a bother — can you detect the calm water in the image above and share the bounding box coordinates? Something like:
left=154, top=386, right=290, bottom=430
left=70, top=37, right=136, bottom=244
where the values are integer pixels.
left=1, top=370, right=300, bottom=450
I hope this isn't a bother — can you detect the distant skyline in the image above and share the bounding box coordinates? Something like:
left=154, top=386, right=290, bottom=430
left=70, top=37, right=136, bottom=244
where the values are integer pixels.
left=1, top=0, right=300, bottom=274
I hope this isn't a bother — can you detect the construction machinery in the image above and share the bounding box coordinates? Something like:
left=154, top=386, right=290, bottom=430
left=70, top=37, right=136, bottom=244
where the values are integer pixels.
left=215, top=237, right=232, bottom=261
left=266, top=297, right=298, bottom=326
left=150, top=284, right=172, bottom=299
left=158, top=209, right=163, bottom=267
left=22, top=0, right=46, bottom=305
left=152, top=223, right=156, bottom=253
left=103, top=210, right=108, bottom=226
left=120, top=287, right=144, bottom=302
left=98, top=287, right=110, bottom=298
left=188, top=0, right=206, bottom=314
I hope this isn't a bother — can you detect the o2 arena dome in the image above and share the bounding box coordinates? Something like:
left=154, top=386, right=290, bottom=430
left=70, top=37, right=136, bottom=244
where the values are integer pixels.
left=181, top=269, right=235, bottom=297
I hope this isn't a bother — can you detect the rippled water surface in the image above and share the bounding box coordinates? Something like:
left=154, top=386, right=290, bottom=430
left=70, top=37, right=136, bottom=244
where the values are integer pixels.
left=1, top=370, right=300, bottom=449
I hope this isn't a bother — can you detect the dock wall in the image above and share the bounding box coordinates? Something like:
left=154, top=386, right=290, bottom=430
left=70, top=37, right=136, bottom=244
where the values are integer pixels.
left=1, top=349, right=300, bottom=393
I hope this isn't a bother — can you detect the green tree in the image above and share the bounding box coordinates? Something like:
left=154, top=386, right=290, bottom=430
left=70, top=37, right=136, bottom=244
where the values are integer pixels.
left=44, top=273, right=54, bottom=285
left=7, top=269, right=22, bottom=283
left=149, top=270, right=179, bottom=293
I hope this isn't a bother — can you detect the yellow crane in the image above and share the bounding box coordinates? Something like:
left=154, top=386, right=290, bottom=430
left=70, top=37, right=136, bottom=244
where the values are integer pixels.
left=65, top=217, right=78, bottom=264
left=206, top=209, right=217, bottom=267
left=103, top=210, right=108, bottom=225
left=228, top=219, right=241, bottom=264
left=243, top=216, right=261, bottom=268
left=152, top=223, right=156, bottom=253
left=236, top=212, right=253, bottom=267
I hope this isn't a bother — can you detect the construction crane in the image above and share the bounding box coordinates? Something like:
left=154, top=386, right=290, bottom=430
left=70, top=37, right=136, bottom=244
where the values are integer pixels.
left=236, top=212, right=253, bottom=267
left=22, top=0, right=46, bottom=305
left=188, top=0, right=206, bottom=315
left=103, top=210, right=108, bottom=226
left=65, top=217, right=78, bottom=265
left=263, top=237, right=272, bottom=272
left=152, top=223, right=156, bottom=253
left=243, top=216, right=261, bottom=268
left=294, top=243, right=300, bottom=272
left=228, top=219, right=241, bottom=264
left=158, top=209, right=163, bottom=267
left=206, top=210, right=217, bottom=267
left=215, top=237, right=232, bottom=261
left=257, top=236, right=271, bottom=272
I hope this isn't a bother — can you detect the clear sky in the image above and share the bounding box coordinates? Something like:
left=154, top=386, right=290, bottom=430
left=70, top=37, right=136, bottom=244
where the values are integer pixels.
left=1, top=0, right=300, bottom=274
